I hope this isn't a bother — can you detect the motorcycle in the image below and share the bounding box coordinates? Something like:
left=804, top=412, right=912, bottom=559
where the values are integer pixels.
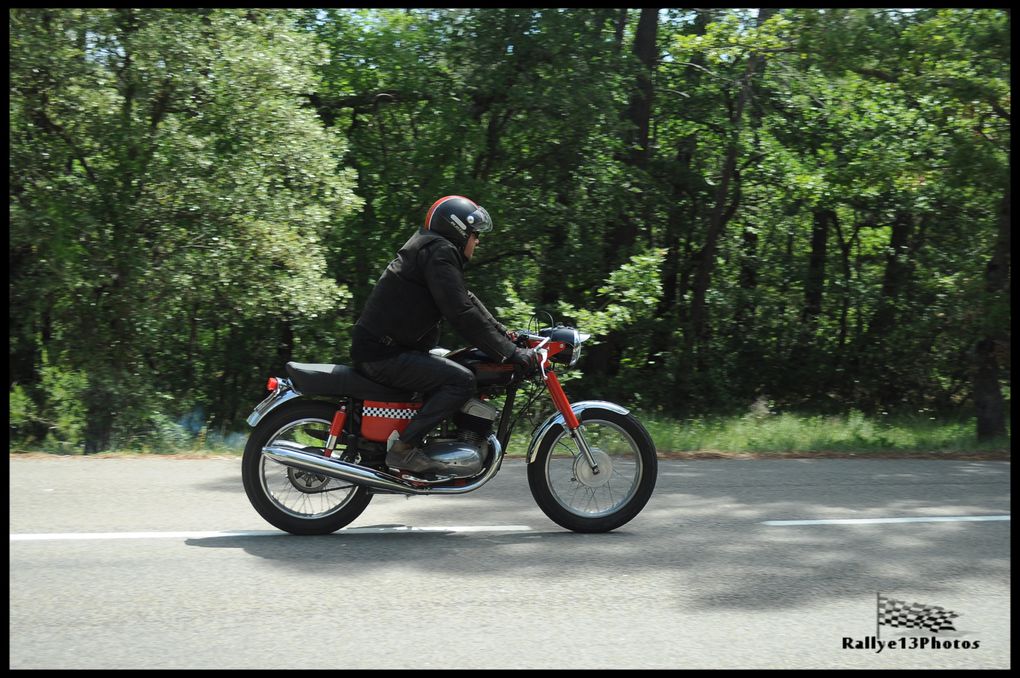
left=241, top=317, right=657, bottom=534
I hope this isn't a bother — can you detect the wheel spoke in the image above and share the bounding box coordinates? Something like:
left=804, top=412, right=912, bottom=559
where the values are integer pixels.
left=544, top=419, right=643, bottom=519
left=260, top=417, right=359, bottom=520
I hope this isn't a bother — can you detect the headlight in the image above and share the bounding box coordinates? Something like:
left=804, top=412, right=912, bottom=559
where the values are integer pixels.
left=569, top=331, right=591, bottom=368
left=541, top=326, right=590, bottom=369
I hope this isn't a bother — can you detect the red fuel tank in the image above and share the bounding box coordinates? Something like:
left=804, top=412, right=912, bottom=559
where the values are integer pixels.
left=361, top=401, right=422, bottom=442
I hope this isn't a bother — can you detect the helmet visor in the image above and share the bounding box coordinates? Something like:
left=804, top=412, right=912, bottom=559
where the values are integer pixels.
left=465, top=206, right=493, bottom=233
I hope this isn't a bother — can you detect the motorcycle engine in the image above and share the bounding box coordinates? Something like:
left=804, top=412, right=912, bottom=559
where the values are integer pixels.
left=454, top=398, right=498, bottom=446
left=421, top=398, right=498, bottom=478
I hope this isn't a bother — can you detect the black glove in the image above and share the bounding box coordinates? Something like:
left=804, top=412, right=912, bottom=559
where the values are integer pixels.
left=510, top=347, right=542, bottom=374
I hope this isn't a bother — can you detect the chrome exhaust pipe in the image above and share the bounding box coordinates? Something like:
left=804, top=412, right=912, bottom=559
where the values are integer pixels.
left=261, top=436, right=503, bottom=496
left=262, top=440, right=417, bottom=494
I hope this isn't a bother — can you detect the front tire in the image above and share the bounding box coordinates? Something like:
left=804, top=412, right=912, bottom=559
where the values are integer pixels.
left=528, top=407, right=657, bottom=533
left=242, top=400, right=372, bottom=535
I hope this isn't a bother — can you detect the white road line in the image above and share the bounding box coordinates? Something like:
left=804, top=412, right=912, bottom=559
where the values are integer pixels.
left=762, top=515, right=1010, bottom=526
left=9, top=525, right=534, bottom=542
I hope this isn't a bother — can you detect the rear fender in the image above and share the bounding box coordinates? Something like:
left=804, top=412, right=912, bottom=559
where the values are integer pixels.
left=246, top=379, right=305, bottom=428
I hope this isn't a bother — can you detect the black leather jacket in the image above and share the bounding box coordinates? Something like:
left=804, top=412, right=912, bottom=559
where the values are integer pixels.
left=352, top=230, right=517, bottom=363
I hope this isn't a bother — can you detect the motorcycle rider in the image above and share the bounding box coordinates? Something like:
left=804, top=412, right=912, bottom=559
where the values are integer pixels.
left=351, top=195, right=541, bottom=474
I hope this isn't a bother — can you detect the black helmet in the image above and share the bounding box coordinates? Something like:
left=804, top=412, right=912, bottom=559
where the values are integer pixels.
left=423, top=195, right=493, bottom=250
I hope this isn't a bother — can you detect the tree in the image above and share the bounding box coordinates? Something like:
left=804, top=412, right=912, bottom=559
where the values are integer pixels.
left=10, top=9, right=360, bottom=450
left=9, top=8, right=1009, bottom=449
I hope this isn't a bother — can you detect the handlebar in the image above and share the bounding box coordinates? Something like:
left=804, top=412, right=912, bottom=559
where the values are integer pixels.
left=512, top=331, right=549, bottom=348
left=512, top=333, right=550, bottom=379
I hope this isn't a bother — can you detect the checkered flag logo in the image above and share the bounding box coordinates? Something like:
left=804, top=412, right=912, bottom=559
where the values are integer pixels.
left=878, top=595, right=959, bottom=633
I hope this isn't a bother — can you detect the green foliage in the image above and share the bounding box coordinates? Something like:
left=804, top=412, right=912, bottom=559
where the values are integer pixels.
left=9, top=385, right=38, bottom=433
left=8, top=8, right=1010, bottom=451
left=9, top=351, right=92, bottom=451
left=556, top=248, right=666, bottom=339
left=37, top=360, right=89, bottom=448
left=10, top=9, right=362, bottom=450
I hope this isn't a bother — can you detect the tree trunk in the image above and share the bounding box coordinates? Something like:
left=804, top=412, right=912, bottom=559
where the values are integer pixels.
left=859, top=210, right=915, bottom=410
left=540, top=183, right=571, bottom=306
left=83, top=367, right=115, bottom=454
left=801, top=208, right=831, bottom=325
left=627, top=8, right=658, bottom=169
left=733, top=224, right=759, bottom=337
left=609, top=7, right=658, bottom=258
left=973, top=184, right=1010, bottom=441
left=613, top=8, right=628, bottom=52
left=865, top=210, right=913, bottom=345
left=646, top=135, right=696, bottom=368
left=648, top=11, right=710, bottom=371
left=688, top=7, right=776, bottom=346
left=277, top=319, right=294, bottom=370
left=831, top=213, right=856, bottom=360
left=588, top=8, right=659, bottom=383
left=83, top=404, right=113, bottom=454
left=784, top=207, right=832, bottom=402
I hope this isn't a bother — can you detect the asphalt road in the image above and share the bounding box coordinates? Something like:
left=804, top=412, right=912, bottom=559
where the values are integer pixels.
left=9, top=455, right=1011, bottom=669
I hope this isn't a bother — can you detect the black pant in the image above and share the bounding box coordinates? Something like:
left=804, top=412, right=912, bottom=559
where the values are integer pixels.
left=355, top=351, right=475, bottom=446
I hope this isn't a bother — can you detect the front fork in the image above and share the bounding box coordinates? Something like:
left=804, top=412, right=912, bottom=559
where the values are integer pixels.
left=544, top=371, right=600, bottom=475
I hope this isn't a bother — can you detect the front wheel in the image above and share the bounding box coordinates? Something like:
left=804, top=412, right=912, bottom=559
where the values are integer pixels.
left=242, top=400, right=372, bottom=535
left=527, top=407, right=657, bottom=533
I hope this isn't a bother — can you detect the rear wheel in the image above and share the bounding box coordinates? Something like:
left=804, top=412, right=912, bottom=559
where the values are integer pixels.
left=242, top=401, right=372, bottom=535
left=527, top=407, right=657, bottom=533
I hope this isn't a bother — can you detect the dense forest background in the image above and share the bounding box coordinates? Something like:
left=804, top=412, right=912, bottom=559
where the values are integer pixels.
left=9, top=8, right=1010, bottom=452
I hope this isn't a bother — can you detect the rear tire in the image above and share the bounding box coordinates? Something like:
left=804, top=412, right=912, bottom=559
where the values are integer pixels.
left=242, top=400, right=372, bottom=535
left=527, top=407, right=657, bottom=533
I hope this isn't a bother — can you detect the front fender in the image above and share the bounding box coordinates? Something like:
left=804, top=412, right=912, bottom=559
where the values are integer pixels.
left=526, top=400, right=630, bottom=463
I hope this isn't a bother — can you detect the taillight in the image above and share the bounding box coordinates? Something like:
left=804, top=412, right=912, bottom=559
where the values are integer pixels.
left=266, top=377, right=279, bottom=391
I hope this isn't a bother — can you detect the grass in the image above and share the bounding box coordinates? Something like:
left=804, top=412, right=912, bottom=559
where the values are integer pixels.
left=639, top=410, right=1010, bottom=458
left=10, top=411, right=1010, bottom=459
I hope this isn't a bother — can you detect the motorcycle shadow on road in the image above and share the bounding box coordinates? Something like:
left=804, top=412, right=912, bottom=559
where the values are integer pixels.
left=184, top=527, right=635, bottom=572
left=181, top=459, right=1009, bottom=617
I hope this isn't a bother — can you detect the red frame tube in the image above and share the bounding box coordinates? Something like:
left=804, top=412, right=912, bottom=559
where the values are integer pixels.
left=545, top=371, right=580, bottom=430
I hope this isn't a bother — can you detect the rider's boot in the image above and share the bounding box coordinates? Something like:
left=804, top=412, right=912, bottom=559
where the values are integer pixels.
left=386, top=436, right=442, bottom=474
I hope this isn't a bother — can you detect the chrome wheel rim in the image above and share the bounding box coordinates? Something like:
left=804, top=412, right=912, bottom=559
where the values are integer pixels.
left=259, top=417, right=359, bottom=519
left=543, top=419, right=643, bottom=518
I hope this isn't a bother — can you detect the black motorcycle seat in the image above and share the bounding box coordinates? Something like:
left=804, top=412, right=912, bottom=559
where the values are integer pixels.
left=284, top=362, right=415, bottom=401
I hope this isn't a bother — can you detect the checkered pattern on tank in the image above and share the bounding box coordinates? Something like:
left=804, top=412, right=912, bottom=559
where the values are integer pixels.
left=362, top=406, right=419, bottom=419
